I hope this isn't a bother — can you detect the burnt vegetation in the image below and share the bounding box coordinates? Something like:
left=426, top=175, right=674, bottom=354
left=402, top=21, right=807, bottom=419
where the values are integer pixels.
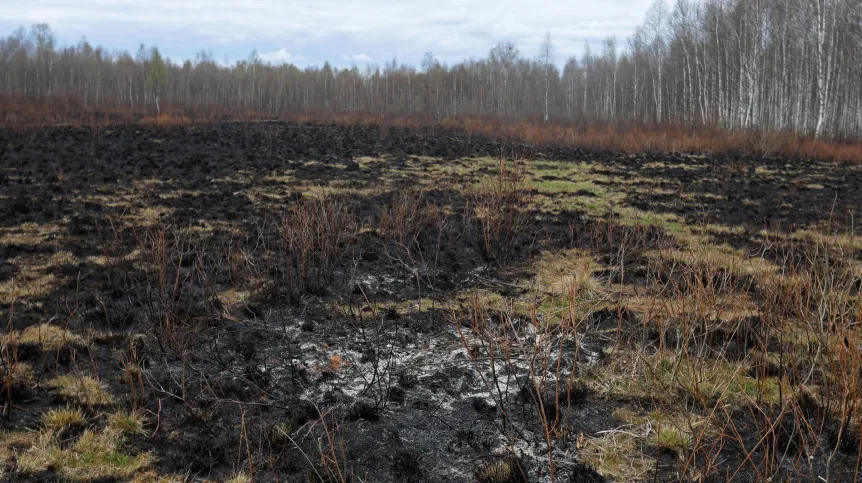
left=2, top=0, right=862, bottom=478
left=0, top=121, right=860, bottom=482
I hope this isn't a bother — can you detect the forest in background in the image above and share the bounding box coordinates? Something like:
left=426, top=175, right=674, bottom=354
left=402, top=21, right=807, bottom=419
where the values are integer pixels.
left=2, top=0, right=862, bottom=148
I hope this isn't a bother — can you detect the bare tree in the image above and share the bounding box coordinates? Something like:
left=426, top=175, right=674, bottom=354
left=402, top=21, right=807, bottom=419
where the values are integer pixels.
left=2, top=6, right=861, bottom=139
left=537, top=31, right=554, bottom=123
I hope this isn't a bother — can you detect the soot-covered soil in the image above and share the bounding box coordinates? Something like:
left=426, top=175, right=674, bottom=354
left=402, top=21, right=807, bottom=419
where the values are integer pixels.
left=1, top=122, right=861, bottom=482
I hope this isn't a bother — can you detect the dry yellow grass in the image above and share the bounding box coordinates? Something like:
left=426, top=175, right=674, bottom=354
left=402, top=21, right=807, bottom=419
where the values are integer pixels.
left=0, top=222, right=65, bottom=247
left=14, top=427, right=152, bottom=481
left=612, top=408, right=701, bottom=459
left=41, top=407, right=86, bottom=430
left=655, top=425, right=694, bottom=456
left=533, top=248, right=602, bottom=297
left=134, top=206, right=174, bottom=225
left=224, top=472, right=253, bottom=483
left=108, top=410, right=147, bottom=436
left=649, top=245, right=777, bottom=278
left=7, top=323, right=87, bottom=352
left=47, top=374, right=114, bottom=406
left=587, top=349, right=786, bottom=408
left=0, top=267, right=57, bottom=304
left=580, top=431, right=652, bottom=481
left=792, top=229, right=862, bottom=251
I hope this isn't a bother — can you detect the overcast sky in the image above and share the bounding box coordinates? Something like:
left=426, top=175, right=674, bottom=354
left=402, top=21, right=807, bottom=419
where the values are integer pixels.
left=0, top=0, right=656, bottom=68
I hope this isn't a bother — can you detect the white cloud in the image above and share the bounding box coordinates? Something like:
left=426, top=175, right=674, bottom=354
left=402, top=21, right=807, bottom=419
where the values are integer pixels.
left=0, top=0, right=657, bottom=66
left=341, top=53, right=373, bottom=64
left=257, top=48, right=305, bottom=64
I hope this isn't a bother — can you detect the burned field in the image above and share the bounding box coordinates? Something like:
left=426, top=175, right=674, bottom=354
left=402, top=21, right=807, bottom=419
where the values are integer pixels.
left=1, top=122, right=862, bottom=482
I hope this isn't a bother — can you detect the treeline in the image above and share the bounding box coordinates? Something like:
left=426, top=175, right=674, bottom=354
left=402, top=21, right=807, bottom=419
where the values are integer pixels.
left=2, top=0, right=861, bottom=139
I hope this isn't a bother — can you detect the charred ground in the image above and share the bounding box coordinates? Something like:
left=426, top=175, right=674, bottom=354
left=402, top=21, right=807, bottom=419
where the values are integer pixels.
left=1, top=122, right=861, bottom=482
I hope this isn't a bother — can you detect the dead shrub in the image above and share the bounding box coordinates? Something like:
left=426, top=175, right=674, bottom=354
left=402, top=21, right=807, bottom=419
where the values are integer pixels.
left=280, top=196, right=358, bottom=298
left=378, top=189, right=449, bottom=288
left=468, top=151, right=534, bottom=265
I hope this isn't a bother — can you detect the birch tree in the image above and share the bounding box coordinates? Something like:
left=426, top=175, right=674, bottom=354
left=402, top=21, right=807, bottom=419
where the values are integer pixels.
left=537, top=32, right=554, bottom=123
left=814, top=0, right=839, bottom=139
left=2, top=4, right=862, bottom=139
left=146, top=48, right=167, bottom=115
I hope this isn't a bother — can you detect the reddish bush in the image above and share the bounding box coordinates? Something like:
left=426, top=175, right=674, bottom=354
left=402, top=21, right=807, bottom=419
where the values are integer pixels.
left=1, top=94, right=860, bottom=163
left=140, top=114, right=192, bottom=128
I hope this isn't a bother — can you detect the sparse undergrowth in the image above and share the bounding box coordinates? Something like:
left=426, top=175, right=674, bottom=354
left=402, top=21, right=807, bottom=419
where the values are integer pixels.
left=1, top=122, right=861, bottom=481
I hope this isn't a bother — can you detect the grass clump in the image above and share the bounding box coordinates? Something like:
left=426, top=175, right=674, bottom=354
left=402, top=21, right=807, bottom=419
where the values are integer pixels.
left=655, top=425, right=693, bottom=457
left=5, top=323, right=86, bottom=352
left=225, top=472, right=253, bottom=483
left=108, top=410, right=147, bottom=436
left=533, top=248, right=602, bottom=297
left=612, top=408, right=699, bottom=459
left=580, top=432, right=652, bottom=481
left=15, top=427, right=152, bottom=481
left=589, top=350, right=787, bottom=408
left=474, top=456, right=528, bottom=483
left=47, top=374, right=114, bottom=406
left=42, top=407, right=85, bottom=430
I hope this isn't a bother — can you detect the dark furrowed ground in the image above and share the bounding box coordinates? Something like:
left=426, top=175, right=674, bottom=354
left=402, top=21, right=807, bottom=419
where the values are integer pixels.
left=1, top=122, right=861, bottom=482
